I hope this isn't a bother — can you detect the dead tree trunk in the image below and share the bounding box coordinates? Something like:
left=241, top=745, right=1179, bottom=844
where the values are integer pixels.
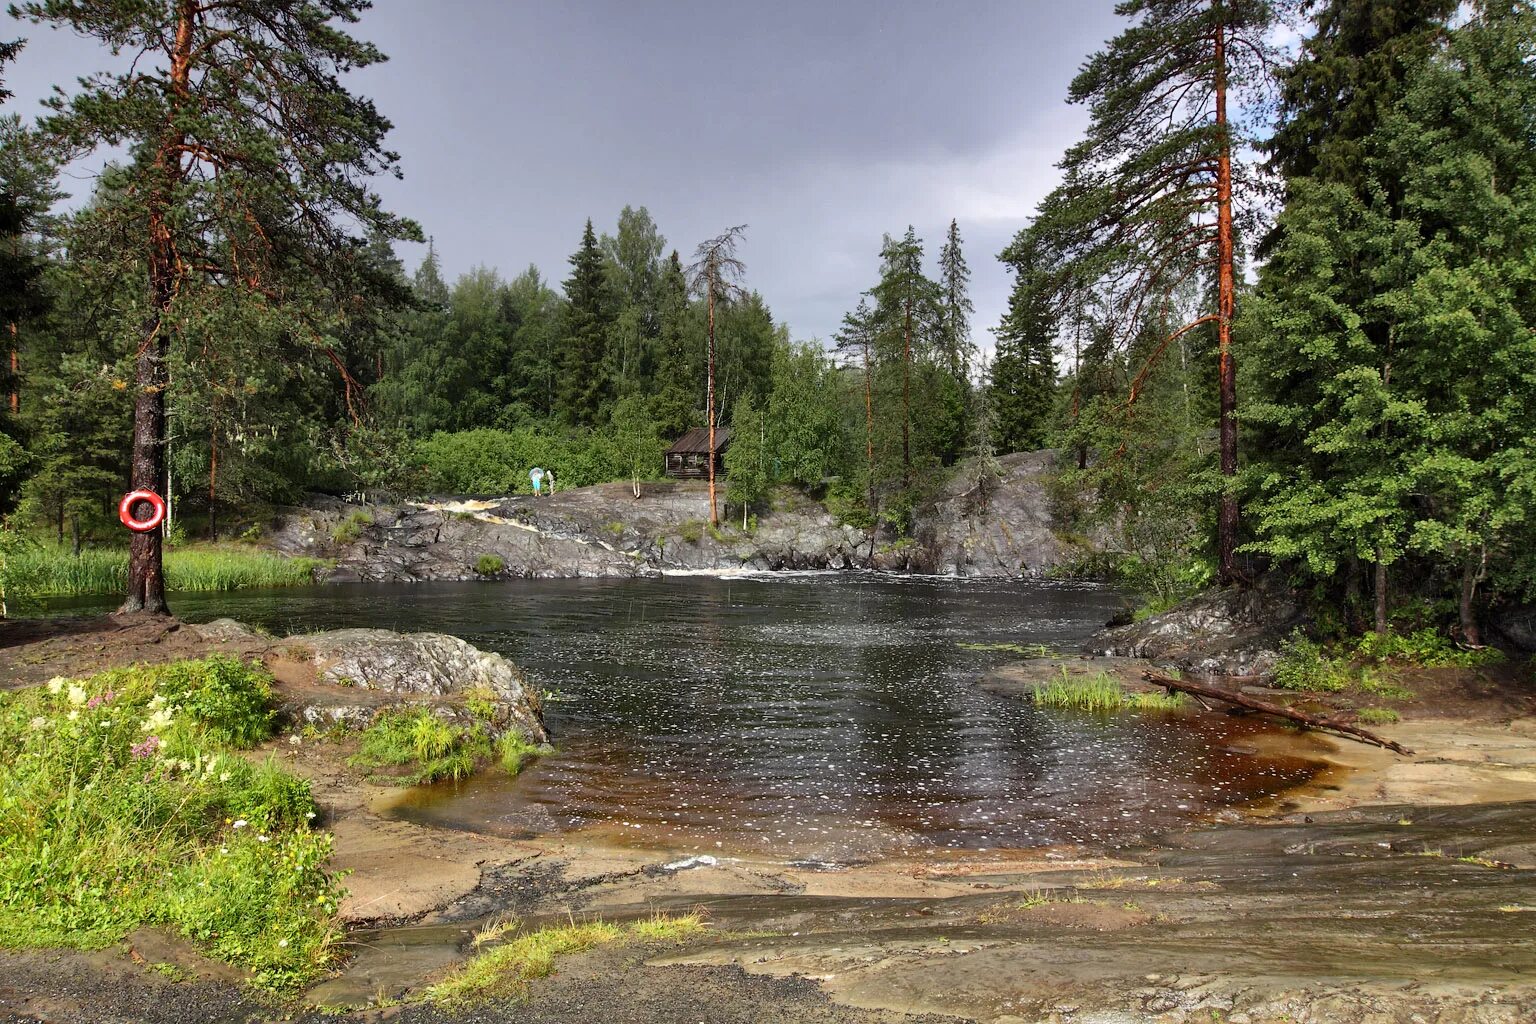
left=1144, top=669, right=1412, bottom=755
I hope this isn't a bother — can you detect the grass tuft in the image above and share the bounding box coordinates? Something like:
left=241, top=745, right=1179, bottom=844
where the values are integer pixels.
left=474, top=554, right=506, bottom=576
left=426, top=912, right=705, bottom=1007
left=1031, top=669, right=1184, bottom=713
left=350, top=709, right=542, bottom=785
left=1357, top=706, right=1401, bottom=725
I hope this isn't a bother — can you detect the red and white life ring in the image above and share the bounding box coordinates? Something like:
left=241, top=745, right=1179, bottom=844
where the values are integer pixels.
left=118, top=489, right=167, bottom=533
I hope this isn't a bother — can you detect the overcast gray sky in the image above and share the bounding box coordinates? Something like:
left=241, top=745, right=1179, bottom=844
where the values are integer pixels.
left=3, top=1, right=1124, bottom=352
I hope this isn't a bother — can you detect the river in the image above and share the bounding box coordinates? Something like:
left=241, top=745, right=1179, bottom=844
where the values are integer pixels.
left=62, top=572, right=1322, bottom=859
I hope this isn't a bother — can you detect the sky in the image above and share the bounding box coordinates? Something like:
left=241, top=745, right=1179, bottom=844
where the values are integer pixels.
left=2, top=0, right=1125, bottom=353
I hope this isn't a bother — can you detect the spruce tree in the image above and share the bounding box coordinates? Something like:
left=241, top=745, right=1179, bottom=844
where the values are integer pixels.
left=936, top=218, right=975, bottom=388
left=1248, top=0, right=1536, bottom=640
left=992, top=230, right=1058, bottom=453
left=558, top=219, right=615, bottom=425
left=19, top=0, right=419, bottom=614
left=869, top=227, right=942, bottom=486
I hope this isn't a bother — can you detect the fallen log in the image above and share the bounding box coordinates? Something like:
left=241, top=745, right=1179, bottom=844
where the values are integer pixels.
left=1143, top=670, right=1413, bottom=756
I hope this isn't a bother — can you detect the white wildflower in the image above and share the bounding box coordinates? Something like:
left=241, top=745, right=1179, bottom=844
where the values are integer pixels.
left=257, top=835, right=270, bottom=843
left=278, top=938, right=288, bottom=948
left=148, top=694, right=167, bottom=710
left=232, top=819, right=248, bottom=830
left=66, top=710, right=80, bottom=722
left=141, top=708, right=174, bottom=733
left=178, top=759, right=192, bottom=772
left=28, top=716, right=47, bottom=731
left=219, top=772, right=232, bottom=783
left=66, top=684, right=88, bottom=706
left=305, top=811, right=316, bottom=820
left=46, top=677, right=66, bottom=695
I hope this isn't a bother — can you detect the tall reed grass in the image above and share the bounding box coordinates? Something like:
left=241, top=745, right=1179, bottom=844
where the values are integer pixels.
left=7, top=543, right=325, bottom=599
left=1031, top=668, right=1185, bottom=712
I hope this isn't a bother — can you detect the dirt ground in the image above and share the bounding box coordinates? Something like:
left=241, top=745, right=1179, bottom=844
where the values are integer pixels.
left=3, top=615, right=1536, bottom=1024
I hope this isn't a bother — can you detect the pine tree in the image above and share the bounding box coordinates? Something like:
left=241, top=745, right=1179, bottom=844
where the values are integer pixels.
left=19, top=0, right=420, bottom=613
left=1027, top=0, right=1278, bottom=584
left=558, top=219, right=615, bottom=425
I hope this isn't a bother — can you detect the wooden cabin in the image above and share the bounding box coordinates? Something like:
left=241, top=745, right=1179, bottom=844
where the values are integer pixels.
left=664, top=426, right=732, bottom=479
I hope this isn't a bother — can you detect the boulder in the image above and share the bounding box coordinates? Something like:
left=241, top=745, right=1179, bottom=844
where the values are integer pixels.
left=288, top=628, right=546, bottom=742
left=1091, top=582, right=1302, bottom=680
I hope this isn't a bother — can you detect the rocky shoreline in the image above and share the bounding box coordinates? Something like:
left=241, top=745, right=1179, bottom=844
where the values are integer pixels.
left=3, top=598, right=1534, bottom=1023
left=265, top=450, right=1108, bottom=583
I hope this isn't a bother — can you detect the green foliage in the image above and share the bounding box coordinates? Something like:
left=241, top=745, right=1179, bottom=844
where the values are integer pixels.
left=0, top=658, right=342, bottom=990
left=497, top=732, right=542, bottom=776
left=1273, top=631, right=1354, bottom=692
left=991, top=231, right=1057, bottom=454
left=1247, top=4, right=1536, bottom=633
left=1354, top=628, right=1503, bottom=669
left=350, top=709, right=505, bottom=785
left=474, top=554, right=506, bottom=576
left=724, top=393, right=769, bottom=525
left=677, top=519, right=704, bottom=544
left=1357, top=707, right=1401, bottom=725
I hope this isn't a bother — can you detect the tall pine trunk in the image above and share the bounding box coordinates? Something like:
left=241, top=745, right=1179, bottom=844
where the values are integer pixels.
left=1214, top=4, right=1240, bottom=585
left=119, top=0, right=193, bottom=616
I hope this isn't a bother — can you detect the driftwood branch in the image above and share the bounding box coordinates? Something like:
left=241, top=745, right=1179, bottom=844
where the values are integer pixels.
left=1143, top=670, right=1413, bottom=756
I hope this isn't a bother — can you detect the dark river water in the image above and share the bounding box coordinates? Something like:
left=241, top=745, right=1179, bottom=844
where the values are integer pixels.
left=61, top=574, right=1323, bottom=859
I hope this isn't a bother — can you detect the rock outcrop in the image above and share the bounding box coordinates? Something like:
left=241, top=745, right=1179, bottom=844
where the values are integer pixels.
left=264, top=450, right=1104, bottom=582
left=183, top=618, right=548, bottom=742
left=1090, top=581, right=1303, bottom=680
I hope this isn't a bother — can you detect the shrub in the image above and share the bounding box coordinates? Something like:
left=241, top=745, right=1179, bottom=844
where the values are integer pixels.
left=1273, top=631, right=1352, bottom=692
left=677, top=520, right=703, bottom=544
left=0, top=658, right=343, bottom=990
left=331, top=510, right=372, bottom=545
left=1353, top=628, right=1503, bottom=668
left=1357, top=707, right=1401, bottom=725
left=474, top=554, right=506, bottom=576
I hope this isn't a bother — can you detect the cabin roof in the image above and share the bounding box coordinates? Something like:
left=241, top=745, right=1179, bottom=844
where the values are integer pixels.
left=665, top=426, right=732, bottom=455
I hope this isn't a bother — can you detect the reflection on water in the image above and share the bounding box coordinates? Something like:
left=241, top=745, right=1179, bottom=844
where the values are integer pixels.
left=97, top=572, right=1325, bottom=858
